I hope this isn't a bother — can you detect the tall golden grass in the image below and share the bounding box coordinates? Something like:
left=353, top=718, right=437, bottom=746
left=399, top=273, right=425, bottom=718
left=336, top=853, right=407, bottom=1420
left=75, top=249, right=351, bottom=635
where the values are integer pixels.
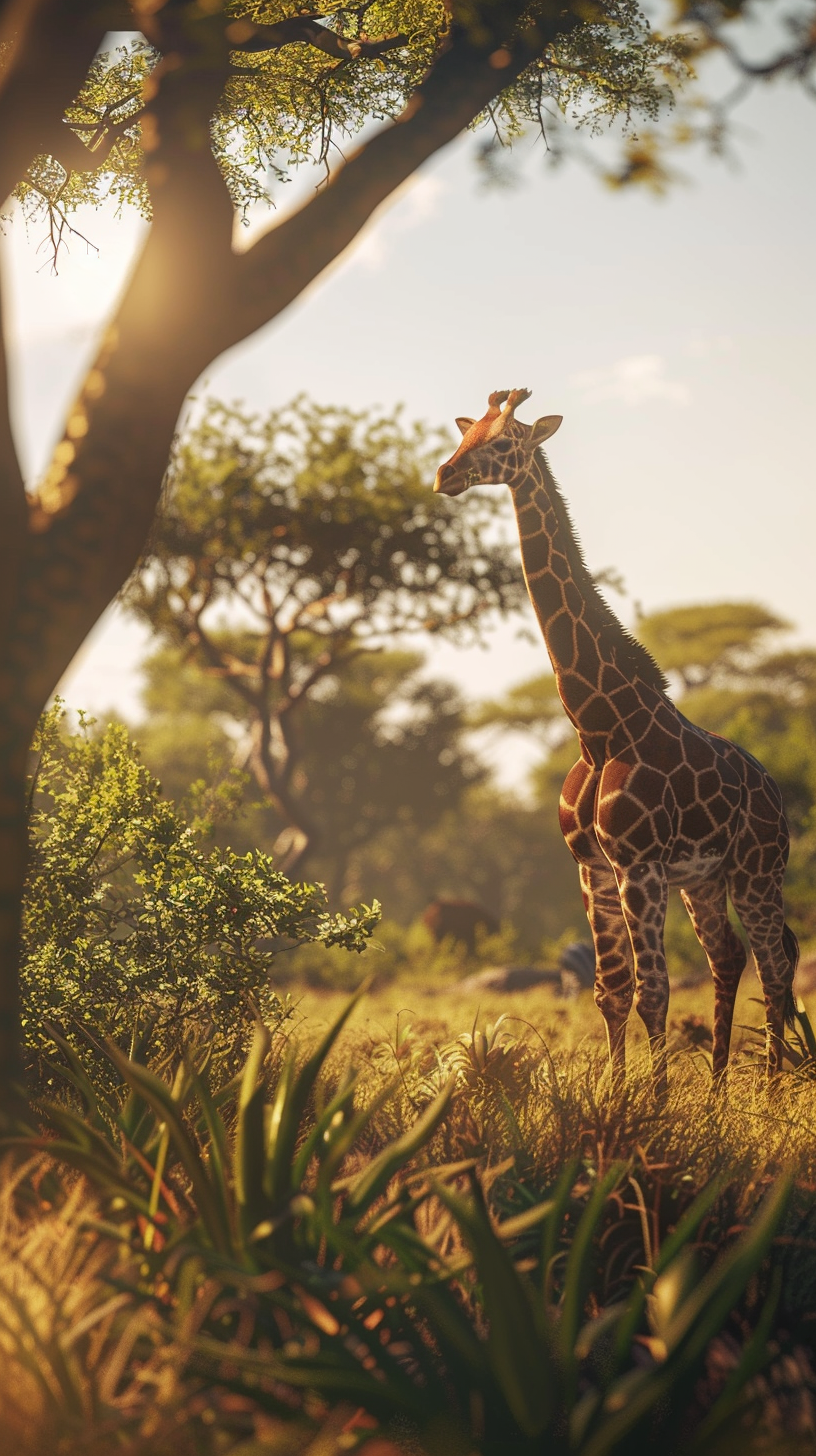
left=2, top=977, right=816, bottom=1453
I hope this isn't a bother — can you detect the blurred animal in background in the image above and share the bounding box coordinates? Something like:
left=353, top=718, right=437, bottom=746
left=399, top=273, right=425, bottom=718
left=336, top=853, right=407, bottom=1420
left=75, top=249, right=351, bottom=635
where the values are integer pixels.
left=458, top=941, right=595, bottom=997
left=422, top=899, right=499, bottom=955
left=558, top=940, right=596, bottom=995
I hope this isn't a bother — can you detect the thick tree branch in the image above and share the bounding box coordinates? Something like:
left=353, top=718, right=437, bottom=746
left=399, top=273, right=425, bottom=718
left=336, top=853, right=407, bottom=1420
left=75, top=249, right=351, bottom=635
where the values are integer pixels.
left=0, top=60, right=237, bottom=747
left=0, top=292, right=23, bottom=506
left=683, top=3, right=816, bottom=84
left=0, top=290, right=25, bottom=644
left=1, top=5, right=566, bottom=755
left=230, top=13, right=569, bottom=344
left=41, top=106, right=142, bottom=180
left=192, top=618, right=263, bottom=711
left=232, top=16, right=410, bottom=63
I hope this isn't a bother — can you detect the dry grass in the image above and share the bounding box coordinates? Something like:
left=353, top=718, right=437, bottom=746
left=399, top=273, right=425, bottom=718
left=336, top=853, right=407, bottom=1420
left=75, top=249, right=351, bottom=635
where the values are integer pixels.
left=0, top=1158, right=364, bottom=1455
left=282, top=976, right=816, bottom=1313
left=5, top=972, right=816, bottom=1454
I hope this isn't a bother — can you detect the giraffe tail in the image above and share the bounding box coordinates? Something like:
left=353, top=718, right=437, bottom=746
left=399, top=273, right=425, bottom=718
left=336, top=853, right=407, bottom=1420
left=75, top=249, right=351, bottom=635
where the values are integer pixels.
left=783, top=921, right=800, bottom=1029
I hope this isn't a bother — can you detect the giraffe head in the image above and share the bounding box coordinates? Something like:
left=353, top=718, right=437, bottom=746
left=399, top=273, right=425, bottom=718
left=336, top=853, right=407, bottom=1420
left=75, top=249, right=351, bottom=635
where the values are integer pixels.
left=433, top=388, right=562, bottom=496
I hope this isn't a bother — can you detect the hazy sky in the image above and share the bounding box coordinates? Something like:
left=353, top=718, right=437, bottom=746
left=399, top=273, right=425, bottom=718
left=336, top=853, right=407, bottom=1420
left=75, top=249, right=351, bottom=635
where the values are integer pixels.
left=3, top=58, right=815, bottom=749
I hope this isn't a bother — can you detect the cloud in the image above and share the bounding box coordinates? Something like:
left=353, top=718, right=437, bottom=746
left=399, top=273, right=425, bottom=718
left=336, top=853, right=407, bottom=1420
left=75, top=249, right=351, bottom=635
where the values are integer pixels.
left=569, top=354, right=690, bottom=407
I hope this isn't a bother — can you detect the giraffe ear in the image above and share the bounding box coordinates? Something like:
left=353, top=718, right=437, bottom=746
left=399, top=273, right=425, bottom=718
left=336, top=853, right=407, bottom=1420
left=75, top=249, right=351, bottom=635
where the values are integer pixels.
left=455, top=417, right=476, bottom=436
left=530, top=415, right=562, bottom=445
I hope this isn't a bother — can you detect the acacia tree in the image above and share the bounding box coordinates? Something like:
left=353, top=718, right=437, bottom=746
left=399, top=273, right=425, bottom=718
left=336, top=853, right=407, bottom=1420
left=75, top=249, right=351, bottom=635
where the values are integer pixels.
left=125, top=396, right=518, bottom=876
left=634, top=601, right=791, bottom=692
left=138, top=647, right=485, bottom=901
left=0, top=0, right=814, bottom=1107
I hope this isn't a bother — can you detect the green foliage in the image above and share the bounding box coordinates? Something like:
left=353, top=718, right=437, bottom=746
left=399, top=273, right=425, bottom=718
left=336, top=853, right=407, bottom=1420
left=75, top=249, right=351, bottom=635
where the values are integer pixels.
left=129, top=396, right=522, bottom=647
left=349, top=778, right=587, bottom=949
left=278, top=912, right=526, bottom=989
left=17, top=3, right=695, bottom=234
left=137, top=647, right=485, bottom=900
left=469, top=669, right=570, bottom=745
left=15, top=40, right=150, bottom=234
left=23, top=704, right=379, bottom=1058
left=494, top=0, right=691, bottom=140
left=13, top=990, right=803, bottom=1455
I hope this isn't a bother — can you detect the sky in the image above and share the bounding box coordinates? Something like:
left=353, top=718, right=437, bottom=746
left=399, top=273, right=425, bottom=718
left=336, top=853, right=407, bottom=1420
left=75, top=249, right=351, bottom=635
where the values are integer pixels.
left=2, top=41, right=815, bottom=771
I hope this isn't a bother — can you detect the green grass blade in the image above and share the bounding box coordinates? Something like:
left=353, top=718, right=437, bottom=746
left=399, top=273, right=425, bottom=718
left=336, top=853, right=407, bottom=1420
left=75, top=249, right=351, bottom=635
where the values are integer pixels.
left=541, top=1159, right=580, bottom=1306
left=661, top=1175, right=790, bottom=1357
left=191, top=1068, right=233, bottom=1242
left=290, top=1066, right=358, bottom=1189
left=692, top=1266, right=782, bottom=1450
left=794, top=999, right=816, bottom=1062
left=582, top=1178, right=791, bottom=1456
left=264, top=982, right=369, bottom=1209
left=436, top=1173, right=556, bottom=1437
left=495, top=1198, right=556, bottom=1242
left=345, top=1078, right=456, bottom=1215
left=41, top=1022, right=112, bottom=1131
left=35, top=1101, right=122, bottom=1172
left=235, top=1023, right=272, bottom=1246
left=322, top=1079, right=401, bottom=1207
left=609, top=1175, right=724, bottom=1377
left=106, top=1043, right=232, bottom=1254
left=559, top=1165, right=624, bottom=1380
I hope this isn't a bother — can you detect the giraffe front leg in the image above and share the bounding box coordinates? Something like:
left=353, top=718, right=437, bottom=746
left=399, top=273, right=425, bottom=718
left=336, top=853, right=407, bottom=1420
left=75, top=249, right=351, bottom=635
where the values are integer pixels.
left=615, top=863, right=670, bottom=1100
left=580, top=862, right=634, bottom=1093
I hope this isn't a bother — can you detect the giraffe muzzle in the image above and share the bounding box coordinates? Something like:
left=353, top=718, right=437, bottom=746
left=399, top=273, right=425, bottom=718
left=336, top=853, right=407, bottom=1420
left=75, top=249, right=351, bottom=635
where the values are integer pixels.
left=433, top=466, right=465, bottom=496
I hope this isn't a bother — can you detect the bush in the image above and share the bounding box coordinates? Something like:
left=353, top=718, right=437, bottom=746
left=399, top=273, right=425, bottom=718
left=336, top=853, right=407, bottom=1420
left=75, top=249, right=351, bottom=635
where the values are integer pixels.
left=23, top=705, right=379, bottom=1064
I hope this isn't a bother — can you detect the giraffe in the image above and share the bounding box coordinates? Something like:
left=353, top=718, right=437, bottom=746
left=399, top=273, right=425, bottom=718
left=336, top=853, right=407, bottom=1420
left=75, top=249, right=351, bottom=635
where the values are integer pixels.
left=434, top=388, right=798, bottom=1095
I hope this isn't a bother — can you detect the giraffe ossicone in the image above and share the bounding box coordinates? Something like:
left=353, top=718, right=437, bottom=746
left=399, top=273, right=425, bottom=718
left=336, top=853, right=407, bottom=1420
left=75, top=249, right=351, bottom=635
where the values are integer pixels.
left=435, top=388, right=798, bottom=1096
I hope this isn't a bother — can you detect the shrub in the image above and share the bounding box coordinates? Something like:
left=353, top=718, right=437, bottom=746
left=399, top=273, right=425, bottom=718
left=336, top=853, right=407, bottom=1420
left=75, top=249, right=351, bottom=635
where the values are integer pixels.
left=23, top=705, right=379, bottom=1066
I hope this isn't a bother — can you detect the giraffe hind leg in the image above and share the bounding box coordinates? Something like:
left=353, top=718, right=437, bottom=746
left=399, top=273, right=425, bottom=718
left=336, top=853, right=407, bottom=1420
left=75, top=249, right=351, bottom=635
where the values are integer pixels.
left=728, top=875, right=795, bottom=1076
left=680, top=879, right=746, bottom=1079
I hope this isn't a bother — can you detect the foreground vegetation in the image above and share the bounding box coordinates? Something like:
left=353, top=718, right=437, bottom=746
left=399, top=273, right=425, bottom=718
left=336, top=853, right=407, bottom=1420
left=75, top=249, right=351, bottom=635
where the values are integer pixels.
left=5, top=973, right=816, bottom=1454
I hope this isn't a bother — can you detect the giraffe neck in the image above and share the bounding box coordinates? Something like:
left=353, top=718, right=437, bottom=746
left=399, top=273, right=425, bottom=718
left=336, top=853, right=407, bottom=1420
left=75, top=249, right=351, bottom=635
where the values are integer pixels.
left=510, top=451, right=668, bottom=758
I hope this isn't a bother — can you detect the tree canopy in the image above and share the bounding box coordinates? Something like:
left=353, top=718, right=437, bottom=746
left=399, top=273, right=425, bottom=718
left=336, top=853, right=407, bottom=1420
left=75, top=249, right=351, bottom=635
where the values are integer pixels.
left=635, top=600, right=791, bottom=692
left=137, top=645, right=484, bottom=898
left=125, top=396, right=520, bottom=874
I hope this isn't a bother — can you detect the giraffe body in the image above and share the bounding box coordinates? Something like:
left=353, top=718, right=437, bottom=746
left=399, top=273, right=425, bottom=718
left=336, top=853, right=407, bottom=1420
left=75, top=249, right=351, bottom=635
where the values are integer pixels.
left=435, top=390, right=797, bottom=1091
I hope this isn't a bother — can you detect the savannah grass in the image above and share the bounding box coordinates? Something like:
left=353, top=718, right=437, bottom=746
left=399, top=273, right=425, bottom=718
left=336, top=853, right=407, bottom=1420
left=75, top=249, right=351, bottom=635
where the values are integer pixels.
left=3, top=975, right=816, bottom=1454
